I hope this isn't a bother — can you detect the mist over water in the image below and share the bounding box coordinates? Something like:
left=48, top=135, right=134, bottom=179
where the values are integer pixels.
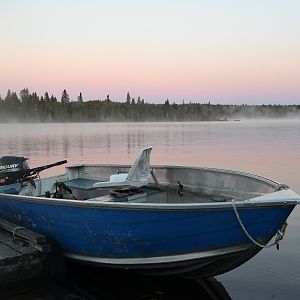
left=1, top=120, right=299, bottom=192
left=0, top=119, right=300, bottom=299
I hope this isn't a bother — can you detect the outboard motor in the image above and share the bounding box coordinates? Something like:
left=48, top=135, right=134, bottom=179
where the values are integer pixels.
left=0, top=156, right=30, bottom=194
left=0, top=156, right=67, bottom=195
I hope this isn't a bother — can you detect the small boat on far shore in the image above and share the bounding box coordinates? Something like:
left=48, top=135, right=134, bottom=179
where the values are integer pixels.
left=0, top=147, right=299, bottom=278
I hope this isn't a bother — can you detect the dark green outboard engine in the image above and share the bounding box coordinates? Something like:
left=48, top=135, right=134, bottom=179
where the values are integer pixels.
left=0, top=156, right=67, bottom=194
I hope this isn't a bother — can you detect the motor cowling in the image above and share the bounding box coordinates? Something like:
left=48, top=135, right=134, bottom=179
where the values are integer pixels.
left=0, top=156, right=29, bottom=173
left=0, top=156, right=30, bottom=186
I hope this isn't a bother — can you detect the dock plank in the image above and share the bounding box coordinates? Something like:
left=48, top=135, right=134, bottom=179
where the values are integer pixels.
left=0, top=230, right=36, bottom=255
left=0, top=222, right=50, bottom=286
left=0, top=219, right=46, bottom=245
left=0, top=242, right=22, bottom=260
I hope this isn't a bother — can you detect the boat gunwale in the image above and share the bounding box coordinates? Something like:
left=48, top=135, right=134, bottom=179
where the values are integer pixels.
left=0, top=190, right=298, bottom=210
left=1, top=164, right=299, bottom=209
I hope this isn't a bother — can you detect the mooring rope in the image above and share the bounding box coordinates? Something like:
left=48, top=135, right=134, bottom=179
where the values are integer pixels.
left=231, top=200, right=287, bottom=249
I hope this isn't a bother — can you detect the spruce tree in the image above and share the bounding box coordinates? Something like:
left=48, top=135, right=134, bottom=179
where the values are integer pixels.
left=20, top=88, right=30, bottom=102
left=61, top=89, right=70, bottom=103
left=44, top=92, right=50, bottom=102
left=126, top=92, right=131, bottom=104
left=78, top=92, right=83, bottom=102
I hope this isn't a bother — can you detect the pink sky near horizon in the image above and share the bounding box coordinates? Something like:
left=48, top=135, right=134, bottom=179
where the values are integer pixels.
left=0, top=0, right=299, bottom=104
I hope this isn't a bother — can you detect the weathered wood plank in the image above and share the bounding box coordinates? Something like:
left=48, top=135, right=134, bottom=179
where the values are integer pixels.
left=0, top=229, right=35, bottom=255
left=0, top=218, right=46, bottom=245
left=0, top=255, right=47, bottom=287
left=0, top=242, right=22, bottom=260
left=0, top=230, right=42, bottom=268
left=0, top=218, right=53, bottom=286
left=0, top=231, right=48, bottom=286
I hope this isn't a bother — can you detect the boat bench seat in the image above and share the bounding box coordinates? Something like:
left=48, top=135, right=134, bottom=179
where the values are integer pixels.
left=86, top=186, right=167, bottom=203
left=63, top=178, right=102, bottom=190
left=62, top=178, right=109, bottom=200
left=89, top=192, right=148, bottom=203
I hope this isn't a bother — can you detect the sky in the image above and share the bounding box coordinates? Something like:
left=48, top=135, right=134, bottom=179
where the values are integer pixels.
left=0, top=0, right=299, bottom=104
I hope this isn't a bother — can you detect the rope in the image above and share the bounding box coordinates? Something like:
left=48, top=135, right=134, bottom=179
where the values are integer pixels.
left=231, top=200, right=287, bottom=249
left=274, top=184, right=289, bottom=192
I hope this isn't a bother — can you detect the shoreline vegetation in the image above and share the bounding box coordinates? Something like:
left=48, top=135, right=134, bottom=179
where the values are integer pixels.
left=0, top=88, right=299, bottom=123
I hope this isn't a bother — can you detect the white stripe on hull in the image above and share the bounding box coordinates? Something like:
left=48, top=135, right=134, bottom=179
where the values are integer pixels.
left=64, top=243, right=252, bottom=265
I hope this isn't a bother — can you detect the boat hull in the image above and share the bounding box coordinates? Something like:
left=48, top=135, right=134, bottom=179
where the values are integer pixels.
left=66, top=242, right=261, bottom=278
left=0, top=195, right=295, bottom=277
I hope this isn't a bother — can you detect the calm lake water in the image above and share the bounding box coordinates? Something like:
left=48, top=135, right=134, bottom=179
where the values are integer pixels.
left=0, top=120, right=300, bottom=299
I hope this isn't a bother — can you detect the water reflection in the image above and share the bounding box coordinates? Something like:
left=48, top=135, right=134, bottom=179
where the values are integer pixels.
left=1, top=267, right=232, bottom=300
left=65, top=264, right=232, bottom=300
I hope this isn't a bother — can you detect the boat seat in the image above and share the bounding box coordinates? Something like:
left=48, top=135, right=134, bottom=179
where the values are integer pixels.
left=93, top=146, right=152, bottom=188
left=63, top=178, right=100, bottom=190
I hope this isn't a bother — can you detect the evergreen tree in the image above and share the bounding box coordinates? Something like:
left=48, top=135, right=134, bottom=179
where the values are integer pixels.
left=126, top=92, right=131, bottom=104
left=11, top=92, right=20, bottom=105
left=50, top=95, right=57, bottom=102
left=5, top=89, right=11, bottom=102
left=20, top=88, right=30, bottom=102
left=5, top=90, right=20, bottom=107
left=44, top=92, right=50, bottom=102
left=78, top=92, right=83, bottom=102
left=61, top=89, right=70, bottom=103
left=106, top=94, right=110, bottom=102
left=31, top=92, right=39, bottom=103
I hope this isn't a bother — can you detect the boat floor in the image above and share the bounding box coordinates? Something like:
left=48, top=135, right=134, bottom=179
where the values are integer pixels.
left=63, top=178, right=234, bottom=204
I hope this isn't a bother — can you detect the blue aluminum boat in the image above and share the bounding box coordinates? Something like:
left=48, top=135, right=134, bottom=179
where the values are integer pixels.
left=0, top=147, right=299, bottom=278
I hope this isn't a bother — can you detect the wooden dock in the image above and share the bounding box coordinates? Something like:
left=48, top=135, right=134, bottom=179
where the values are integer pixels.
left=0, top=219, right=50, bottom=287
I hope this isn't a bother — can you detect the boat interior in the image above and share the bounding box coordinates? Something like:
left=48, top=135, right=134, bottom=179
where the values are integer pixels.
left=19, top=147, right=279, bottom=204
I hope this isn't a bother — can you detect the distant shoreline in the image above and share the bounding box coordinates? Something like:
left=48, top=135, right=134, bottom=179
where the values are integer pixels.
left=2, top=118, right=300, bottom=125
left=1, top=96, right=299, bottom=123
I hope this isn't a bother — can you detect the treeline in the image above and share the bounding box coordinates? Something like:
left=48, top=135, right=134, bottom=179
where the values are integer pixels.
left=0, top=88, right=299, bottom=122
